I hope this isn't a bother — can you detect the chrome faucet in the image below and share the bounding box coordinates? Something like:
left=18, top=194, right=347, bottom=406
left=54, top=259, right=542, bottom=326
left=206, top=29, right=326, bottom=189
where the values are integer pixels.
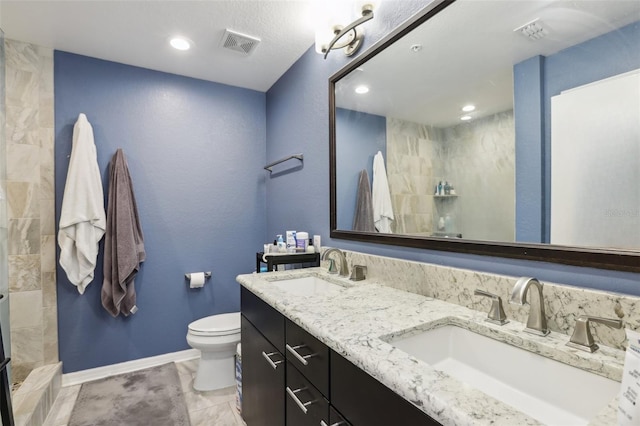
left=321, top=248, right=349, bottom=277
left=509, top=277, right=550, bottom=336
left=566, top=315, right=623, bottom=353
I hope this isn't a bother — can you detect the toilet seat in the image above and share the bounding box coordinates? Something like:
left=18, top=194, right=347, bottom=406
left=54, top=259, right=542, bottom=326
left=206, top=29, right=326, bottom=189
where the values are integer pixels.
left=188, top=312, right=241, bottom=337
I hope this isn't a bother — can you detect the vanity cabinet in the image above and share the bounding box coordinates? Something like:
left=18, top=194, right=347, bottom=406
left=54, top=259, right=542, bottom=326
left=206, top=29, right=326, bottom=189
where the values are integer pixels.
left=241, top=287, right=286, bottom=426
left=331, top=351, right=439, bottom=426
left=241, top=286, right=439, bottom=426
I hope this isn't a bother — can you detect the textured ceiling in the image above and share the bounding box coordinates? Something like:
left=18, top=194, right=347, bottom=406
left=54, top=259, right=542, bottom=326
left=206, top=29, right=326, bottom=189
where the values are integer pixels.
left=0, top=1, right=318, bottom=92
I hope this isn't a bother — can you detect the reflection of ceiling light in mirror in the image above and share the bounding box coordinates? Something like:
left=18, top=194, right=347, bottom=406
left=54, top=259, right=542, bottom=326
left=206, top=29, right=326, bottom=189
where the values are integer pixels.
left=410, top=44, right=422, bottom=53
left=170, top=37, right=192, bottom=51
left=460, top=115, right=472, bottom=121
left=355, top=85, right=370, bottom=94
left=462, top=105, right=475, bottom=112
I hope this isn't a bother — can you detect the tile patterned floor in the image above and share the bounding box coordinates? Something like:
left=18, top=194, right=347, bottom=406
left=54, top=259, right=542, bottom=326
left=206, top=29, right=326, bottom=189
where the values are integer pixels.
left=42, top=359, right=245, bottom=426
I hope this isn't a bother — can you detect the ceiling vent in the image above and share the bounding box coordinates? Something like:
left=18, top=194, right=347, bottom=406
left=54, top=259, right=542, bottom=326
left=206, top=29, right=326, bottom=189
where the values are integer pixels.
left=514, top=18, right=548, bottom=41
left=221, top=29, right=261, bottom=55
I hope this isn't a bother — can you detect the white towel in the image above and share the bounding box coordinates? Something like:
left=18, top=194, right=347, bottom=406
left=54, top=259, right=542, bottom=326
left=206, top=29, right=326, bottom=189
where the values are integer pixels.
left=58, top=113, right=106, bottom=294
left=372, top=151, right=394, bottom=233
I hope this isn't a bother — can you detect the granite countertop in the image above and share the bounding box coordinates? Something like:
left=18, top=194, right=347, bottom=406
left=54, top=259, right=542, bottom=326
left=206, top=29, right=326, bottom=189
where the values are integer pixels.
left=236, top=268, right=624, bottom=426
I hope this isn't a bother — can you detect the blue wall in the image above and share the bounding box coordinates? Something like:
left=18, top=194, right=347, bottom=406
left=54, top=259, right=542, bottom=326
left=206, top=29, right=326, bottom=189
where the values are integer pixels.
left=265, top=2, right=640, bottom=296
left=335, top=108, right=386, bottom=230
left=515, top=22, right=640, bottom=243
left=54, top=52, right=266, bottom=372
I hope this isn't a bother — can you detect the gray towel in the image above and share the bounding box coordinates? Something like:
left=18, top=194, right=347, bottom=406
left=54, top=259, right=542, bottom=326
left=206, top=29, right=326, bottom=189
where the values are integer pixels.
left=353, top=169, right=375, bottom=232
left=101, top=149, right=145, bottom=317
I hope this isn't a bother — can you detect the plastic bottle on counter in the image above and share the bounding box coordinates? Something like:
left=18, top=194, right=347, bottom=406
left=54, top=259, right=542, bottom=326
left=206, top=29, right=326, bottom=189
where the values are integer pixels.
left=296, top=232, right=309, bottom=251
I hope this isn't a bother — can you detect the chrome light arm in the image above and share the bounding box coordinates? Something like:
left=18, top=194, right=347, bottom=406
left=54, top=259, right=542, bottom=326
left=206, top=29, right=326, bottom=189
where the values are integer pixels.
left=322, top=10, right=374, bottom=59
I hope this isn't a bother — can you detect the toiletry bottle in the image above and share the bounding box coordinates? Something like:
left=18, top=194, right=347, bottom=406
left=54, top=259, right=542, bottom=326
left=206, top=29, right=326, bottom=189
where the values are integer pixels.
left=438, top=181, right=443, bottom=195
left=444, top=181, right=450, bottom=195
left=277, top=234, right=286, bottom=253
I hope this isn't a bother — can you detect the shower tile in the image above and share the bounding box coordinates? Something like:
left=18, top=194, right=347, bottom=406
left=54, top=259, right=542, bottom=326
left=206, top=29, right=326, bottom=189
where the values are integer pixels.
left=42, top=384, right=81, bottom=426
left=5, top=68, right=38, bottom=107
left=10, top=291, right=42, bottom=329
left=5, top=40, right=40, bottom=73
left=7, top=182, right=39, bottom=219
left=11, top=326, right=44, bottom=376
left=40, top=235, right=55, bottom=272
left=39, top=95, right=54, bottom=129
left=42, top=271, right=56, bottom=308
left=8, top=255, right=41, bottom=292
left=39, top=128, right=55, bottom=200
left=43, top=307, right=59, bottom=364
left=39, top=199, right=55, bottom=235
left=7, top=143, right=40, bottom=183
left=6, top=105, right=39, bottom=145
left=8, top=219, right=40, bottom=255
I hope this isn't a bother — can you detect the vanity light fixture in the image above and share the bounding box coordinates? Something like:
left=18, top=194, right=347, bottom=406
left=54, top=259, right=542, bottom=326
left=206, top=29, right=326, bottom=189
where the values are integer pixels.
left=462, top=104, right=476, bottom=112
left=169, top=36, right=192, bottom=51
left=315, top=1, right=380, bottom=59
left=460, top=115, right=472, bottom=121
left=355, top=85, right=370, bottom=94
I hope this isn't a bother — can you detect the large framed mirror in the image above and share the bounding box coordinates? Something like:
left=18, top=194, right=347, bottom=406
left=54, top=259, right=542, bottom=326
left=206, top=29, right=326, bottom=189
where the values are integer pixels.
left=329, top=0, right=640, bottom=272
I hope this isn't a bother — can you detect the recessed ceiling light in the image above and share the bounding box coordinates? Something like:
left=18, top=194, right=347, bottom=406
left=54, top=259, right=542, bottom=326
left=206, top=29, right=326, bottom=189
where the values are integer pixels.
left=410, top=44, right=422, bottom=53
left=355, top=85, right=370, bottom=94
left=462, top=105, right=476, bottom=112
left=170, top=37, right=192, bottom=51
left=460, top=115, right=472, bottom=121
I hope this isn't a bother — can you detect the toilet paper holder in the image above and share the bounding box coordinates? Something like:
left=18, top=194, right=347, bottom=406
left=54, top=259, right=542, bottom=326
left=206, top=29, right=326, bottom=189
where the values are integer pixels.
left=184, top=272, right=212, bottom=280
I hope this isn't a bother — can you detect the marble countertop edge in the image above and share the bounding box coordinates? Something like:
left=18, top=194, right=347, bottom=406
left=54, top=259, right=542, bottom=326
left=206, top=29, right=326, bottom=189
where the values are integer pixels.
left=236, top=269, right=625, bottom=426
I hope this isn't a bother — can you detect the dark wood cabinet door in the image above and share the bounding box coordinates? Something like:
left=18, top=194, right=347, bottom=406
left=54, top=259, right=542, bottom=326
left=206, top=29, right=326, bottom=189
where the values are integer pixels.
left=286, top=361, right=329, bottom=426
left=241, top=286, right=285, bottom=353
left=285, top=318, right=330, bottom=397
left=330, top=350, right=441, bottom=426
left=241, top=315, right=285, bottom=426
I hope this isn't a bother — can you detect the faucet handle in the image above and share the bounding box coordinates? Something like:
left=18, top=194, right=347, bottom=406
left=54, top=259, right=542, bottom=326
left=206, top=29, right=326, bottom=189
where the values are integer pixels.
left=350, top=265, right=367, bottom=281
left=566, top=315, right=623, bottom=353
left=474, top=289, right=509, bottom=325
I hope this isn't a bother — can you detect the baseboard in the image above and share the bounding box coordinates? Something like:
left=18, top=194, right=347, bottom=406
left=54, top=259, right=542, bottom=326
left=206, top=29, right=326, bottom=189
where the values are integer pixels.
left=62, top=349, right=200, bottom=387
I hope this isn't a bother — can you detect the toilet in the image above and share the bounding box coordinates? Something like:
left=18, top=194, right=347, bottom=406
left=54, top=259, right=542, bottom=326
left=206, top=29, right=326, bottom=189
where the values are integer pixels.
left=186, top=312, right=241, bottom=391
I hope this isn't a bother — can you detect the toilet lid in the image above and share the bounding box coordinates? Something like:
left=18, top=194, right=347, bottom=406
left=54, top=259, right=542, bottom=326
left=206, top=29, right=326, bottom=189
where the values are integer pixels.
left=188, top=312, right=241, bottom=336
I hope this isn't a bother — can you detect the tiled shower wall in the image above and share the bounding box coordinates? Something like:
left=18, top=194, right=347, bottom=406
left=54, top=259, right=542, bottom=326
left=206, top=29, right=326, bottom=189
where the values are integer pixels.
left=386, top=111, right=514, bottom=239
left=5, top=39, right=57, bottom=382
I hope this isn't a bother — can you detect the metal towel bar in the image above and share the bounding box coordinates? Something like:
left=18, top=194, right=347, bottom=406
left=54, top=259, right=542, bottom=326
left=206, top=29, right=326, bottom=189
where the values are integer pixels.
left=264, top=154, right=303, bottom=173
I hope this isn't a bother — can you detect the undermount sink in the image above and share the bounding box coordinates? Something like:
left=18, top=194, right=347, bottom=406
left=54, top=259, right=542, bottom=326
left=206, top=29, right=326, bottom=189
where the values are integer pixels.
left=270, top=276, right=345, bottom=297
left=388, top=325, right=620, bottom=425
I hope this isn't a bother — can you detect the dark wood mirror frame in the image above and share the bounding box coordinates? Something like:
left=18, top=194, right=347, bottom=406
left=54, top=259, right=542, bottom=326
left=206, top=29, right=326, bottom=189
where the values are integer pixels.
left=329, top=0, right=640, bottom=273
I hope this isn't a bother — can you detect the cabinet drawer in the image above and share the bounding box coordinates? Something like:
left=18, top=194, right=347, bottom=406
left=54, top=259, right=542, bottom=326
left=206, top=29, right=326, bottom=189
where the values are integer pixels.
left=241, top=286, right=285, bottom=353
left=286, top=361, right=329, bottom=426
left=241, top=315, right=285, bottom=426
left=285, top=318, right=329, bottom=397
left=330, top=350, right=440, bottom=426
left=327, top=406, right=351, bottom=426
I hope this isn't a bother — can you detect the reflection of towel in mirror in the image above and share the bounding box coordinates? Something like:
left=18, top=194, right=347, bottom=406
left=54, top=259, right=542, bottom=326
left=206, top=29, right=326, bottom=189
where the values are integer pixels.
left=353, top=169, right=375, bottom=232
left=58, top=113, right=106, bottom=294
left=101, top=149, right=146, bottom=317
left=372, top=151, right=394, bottom=233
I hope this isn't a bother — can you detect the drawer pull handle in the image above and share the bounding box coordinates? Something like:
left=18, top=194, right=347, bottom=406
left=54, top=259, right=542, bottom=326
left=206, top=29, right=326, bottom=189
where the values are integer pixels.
left=286, top=386, right=315, bottom=414
left=320, top=421, right=347, bottom=426
left=261, top=351, right=283, bottom=370
left=286, top=344, right=316, bottom=366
